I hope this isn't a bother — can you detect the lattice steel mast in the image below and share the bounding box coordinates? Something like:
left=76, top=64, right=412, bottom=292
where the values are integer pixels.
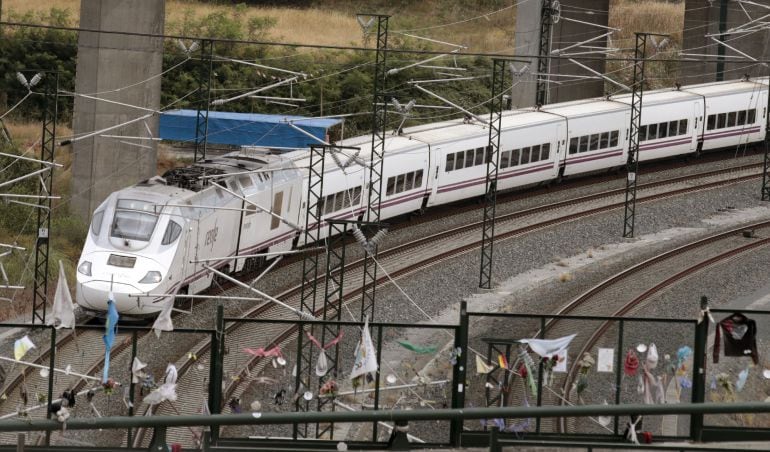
left=478, top=60, right=508, bottom=289
left=536, top=0, right=554, bottom=107
left=360, top=13, right=389, bottom=321
left=32, top=72, right=58, bottom=324
left=623, top=32, right=666, bottom=238
left=194, top=39, right=213, bottom=163
left=761, top=67, right=770, bottom=201
left=294, top=144, right=325, bottom=439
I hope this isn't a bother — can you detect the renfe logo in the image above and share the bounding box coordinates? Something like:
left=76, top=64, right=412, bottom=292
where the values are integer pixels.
left=204, top=225, right=219, bottom=250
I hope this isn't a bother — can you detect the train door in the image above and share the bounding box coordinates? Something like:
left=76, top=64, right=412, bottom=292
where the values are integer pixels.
left=555, top=122, right=565, bottom=171
left=428, top=146, right=441, bottom=205
left=692, top=101, right=702, bottom=152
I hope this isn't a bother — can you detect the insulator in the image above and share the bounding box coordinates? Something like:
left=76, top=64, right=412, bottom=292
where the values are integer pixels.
left=176, top=39, right=188, bottom=53
left=329, top=150, right=344, bottom=170
left=16, top=72, right=28, bottom=89
left=368, top=229, right=388, bottom=247
left=28, top=73, right=43, bottom=88
left=187, top=41, right=200, bottom=54
left=351, top=226, right=368, bottom=247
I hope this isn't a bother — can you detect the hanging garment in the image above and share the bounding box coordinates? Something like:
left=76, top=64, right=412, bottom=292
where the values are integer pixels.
left=713, top=313, right=759, bottom=364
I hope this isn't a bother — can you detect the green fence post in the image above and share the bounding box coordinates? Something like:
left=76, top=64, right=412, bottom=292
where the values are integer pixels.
left=450, top=301, right=468, bottom=447
left=127, top=330, right=138, bottom=446
left=209, top=305, right=225, bottom=443
left=45, top=327, right=56, bottom=445
left=690, top=296, right=709, bottom=442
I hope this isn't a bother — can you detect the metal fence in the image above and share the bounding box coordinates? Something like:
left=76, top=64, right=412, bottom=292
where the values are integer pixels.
left=0, top=299, right=768, bottom=450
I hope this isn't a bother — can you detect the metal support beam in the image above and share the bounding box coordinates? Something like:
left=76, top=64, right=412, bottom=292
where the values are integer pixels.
left=536, top=0, right=554, bottom=107
left=32, top=72, right=58, bottom=325
left=194, top=39, right=213, bottom=163
left=761, top=68, right=770, bottom=201
left=360, top=13, right=389, bottom=322
left=623, top=33, right=666, bottom=238
left=315, top=220, right=348, bottom=439
left=479, top=59, right=507, bottom=289
left=294, top=144, right=326, bottom=439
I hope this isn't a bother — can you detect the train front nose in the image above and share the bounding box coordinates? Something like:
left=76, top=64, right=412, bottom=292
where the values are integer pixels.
left=76, top=252, right=167, bottom=316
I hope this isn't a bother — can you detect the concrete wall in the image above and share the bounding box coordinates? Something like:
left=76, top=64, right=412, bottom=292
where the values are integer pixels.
left=71, top=0, right=165, bottom=220
left=680, top=0, right=770, bottom=85
left=510, top=0, right=609, bottom=108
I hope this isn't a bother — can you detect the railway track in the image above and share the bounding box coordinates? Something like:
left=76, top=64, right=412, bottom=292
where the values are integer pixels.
left=534, top=221, right=770, bottom=435
left=129, top=164, right=766, bottom=447
left=0, top=160, right=762, bottom=446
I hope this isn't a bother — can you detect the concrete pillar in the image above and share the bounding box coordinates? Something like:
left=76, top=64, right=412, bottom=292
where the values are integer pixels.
left=680, top=0, right=770, bottom=85
left=511, top=0, right=609, bottom=108
left=71, top=0, right=164, bottom=220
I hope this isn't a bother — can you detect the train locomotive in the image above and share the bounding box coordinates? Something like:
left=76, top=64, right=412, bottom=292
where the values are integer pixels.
left=76, top=76, right=770, bottom=316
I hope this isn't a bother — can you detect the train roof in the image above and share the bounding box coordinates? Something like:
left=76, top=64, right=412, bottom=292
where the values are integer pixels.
left=680, top=79, right=767, bottom=97
left=539, top=98, right=628, bottom=118
left=612, top=88, right=702, bottom=106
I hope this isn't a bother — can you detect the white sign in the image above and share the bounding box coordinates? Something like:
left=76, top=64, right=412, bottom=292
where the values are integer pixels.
left=597, top=348, right=614, bottom=373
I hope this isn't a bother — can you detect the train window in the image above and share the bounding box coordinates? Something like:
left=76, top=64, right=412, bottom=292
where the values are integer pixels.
left=541, top=143, right=550, bottom=160
left=111, top=199, right=159, bottom=242
left=414, top=171, right=423, bottom=188
left=531, top=145, right=541, bottom=162
left=707, top=115, right=716, bottom=130
left=668, top=121, right=678, bottom=137
left=474, top=147, right=485, bottom=166
left=334, top=191, right=345, bottom=211
left=323, top=194, right=333, bottom=215
left=398, top=174, right=407, bottom=193
left=500, top=150, right=510, bottom=169
left=738, top=110, right=747, bottom=125
left=91, top=210, right=104, bottom=236
left=589, top=134, right=599, bottom=151
left=610, top=131, right=619, bottom=147
left=748, top=109, right=756, bottom=124
left=405, top=172, right=414, bottom=191
left=245, top=204, right=257, bottom=216
left=511, top=149, right=520, bottom=166
left=386, top=176, right=396, bottom=196
left=465, top=150, right=474, bottom=168
left=522, top=147, right=532, bottom=164
left=161, top=221, right=183, bottom=245
left=717, top=113, right=726, bottom=129
left=639, top=125, right=647, bottom=142
left=598, top=132, right=608, bottom=148
left=727, top=112, right=736, bottom=128
left=238, top=175, right=254, bottom=189
left=648, top=124, right=658, bottom=140
left=679, top=119, right=688, bottom=135
left=569, top=137, right=578, bottom=154
left=579, top=136, right=588, bottom=153
left=446, top=154, right=455, bottom=172
left=657, top=122, right=667, bottom=139
left=352, top=187, right=362, bottom=204
left=455, top=152, right=465, bottom=170
left=271, top=192, right=284, bottom=230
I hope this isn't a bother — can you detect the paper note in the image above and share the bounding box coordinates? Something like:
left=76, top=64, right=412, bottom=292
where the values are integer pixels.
left=597, top=348, right=614, bottom=373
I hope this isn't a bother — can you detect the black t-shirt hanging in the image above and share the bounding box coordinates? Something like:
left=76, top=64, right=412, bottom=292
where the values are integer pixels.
left=713, top=312, right=759, bottom=364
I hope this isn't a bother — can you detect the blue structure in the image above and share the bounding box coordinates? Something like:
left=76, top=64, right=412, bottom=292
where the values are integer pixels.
left=159, top=110, right=342, bottom=149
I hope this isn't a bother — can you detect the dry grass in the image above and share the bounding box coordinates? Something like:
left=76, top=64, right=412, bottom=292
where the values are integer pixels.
left=610, top=0, right=685, bottom=46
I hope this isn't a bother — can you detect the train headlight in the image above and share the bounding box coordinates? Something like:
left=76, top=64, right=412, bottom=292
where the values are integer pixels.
left=139, top=271, right=162, bottom=284
left=77, top=261, right=92, bottom=276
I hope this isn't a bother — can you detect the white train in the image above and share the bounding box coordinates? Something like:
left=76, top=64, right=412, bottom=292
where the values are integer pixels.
left=76, top=77, right=769, bottom=315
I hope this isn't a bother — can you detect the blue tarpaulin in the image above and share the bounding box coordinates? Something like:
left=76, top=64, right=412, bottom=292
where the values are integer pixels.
left=159, top=110, right=341, bottom=149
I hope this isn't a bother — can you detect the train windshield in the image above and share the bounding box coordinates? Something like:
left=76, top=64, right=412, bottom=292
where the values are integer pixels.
left=111, top=199, right=159, bottom=242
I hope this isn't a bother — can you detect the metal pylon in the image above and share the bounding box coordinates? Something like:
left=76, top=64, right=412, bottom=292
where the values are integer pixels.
left=479, top=59, right=508, bottom=289
left=623, top=33, right=666, bottom=238
left=194, top=39, right=213, bottom=163
left=360, top=13, right=389, bottom=321
left=315, top=220, right=348, bottom=439
left=536, top=0, right=554, bottom=107
left=761, top=69, right=770, bottom=201
left=32, top=72, right=58, bottom=325
left=294, top=144, right=325, bottom=439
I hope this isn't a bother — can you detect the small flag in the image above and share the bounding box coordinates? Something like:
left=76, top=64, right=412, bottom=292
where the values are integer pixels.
left=14, top=335, right=35, bottom=361
left=102, top=295, right=119, bottom=383
left=350, top=316, right=378, bottom=380
left=152, top=301, right=174, bottom=338
left=475, top=354, right=495, bottom=374
left=497, top=353, right=508, bottom=369
left=397, top=340, right=438, bottom=355
left=47, top=261, right=75, bottom=329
